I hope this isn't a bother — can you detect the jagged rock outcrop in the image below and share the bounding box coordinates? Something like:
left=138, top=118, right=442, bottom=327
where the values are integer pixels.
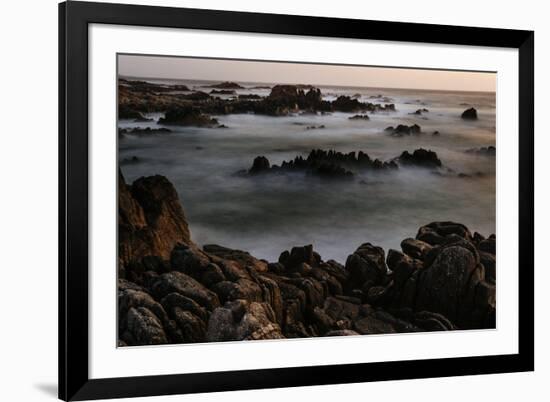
left=397, top=149, right=442, bottom=168
left=118, top=170, right=191, bottom=275
left=118, top=79, right=395, bottom=119
left=242, top=149, right=398, bottom=180
left=118, top=173, right=497, bottom=346
left=158, top=107, right=220, bottom=127
left=385, top=124, right=421, bottom=136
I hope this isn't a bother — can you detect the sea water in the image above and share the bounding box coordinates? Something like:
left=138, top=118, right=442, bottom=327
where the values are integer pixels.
left=119, top=80, right=496, bottom=263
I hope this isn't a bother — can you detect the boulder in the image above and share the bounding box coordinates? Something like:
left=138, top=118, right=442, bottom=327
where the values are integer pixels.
left=415, top=242, right=489, bottom=328
left=205, top=300, right=284, bottom=341
left=160, top=292, right=209, bottom=322
left=248, top=156, right=270, bottom=174
left=400, top=238, right=433, bottom=259
left=212, top=279, right=263, bottom=304
left=354, top=315, right=396, bottom=334
left=203, top=244, right=268, bottom=273
left=280, top=244, right=318, bottom=270
left=118, top=171, right=192, bottom=268
left=151, top=271, right=220, bottom=310
left=171, top=308, right=207, bottom=343
left=122, top=307, right=168, bottom=345
left=416, top=221, right=472, bottom=245
left=461, top=107, right=478, bottom=120
left=345, top=243, right=387, bottom=289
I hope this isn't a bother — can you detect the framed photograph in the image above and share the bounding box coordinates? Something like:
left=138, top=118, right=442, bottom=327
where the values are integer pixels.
left=59, top=1, right=534, bottom=400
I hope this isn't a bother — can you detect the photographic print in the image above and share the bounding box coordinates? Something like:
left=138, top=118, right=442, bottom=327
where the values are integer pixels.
left=117, top=54, right=496, bottom=347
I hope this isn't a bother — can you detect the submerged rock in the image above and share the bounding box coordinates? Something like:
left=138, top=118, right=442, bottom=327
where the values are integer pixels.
left=349, top=114, right=370, bottom=120
left=206, top=81, right=244, bottom=89
left=248, top=156, right=271, bottom=174
left=461, top=107, right=478, bottom=120
left=158, top=107, right=220, bottom=127
left=397, top=149, right=442, bottom=168
left=465, top=146, right=495, bottom=156
left=119, top=127, right=172, bottom=137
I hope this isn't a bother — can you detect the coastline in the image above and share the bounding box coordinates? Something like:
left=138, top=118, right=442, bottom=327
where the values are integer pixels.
left=118, top=171, right=496, bottom=346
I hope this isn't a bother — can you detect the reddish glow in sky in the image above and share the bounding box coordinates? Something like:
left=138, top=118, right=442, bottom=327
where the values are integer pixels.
left=118, top=54, right=496, bottom=92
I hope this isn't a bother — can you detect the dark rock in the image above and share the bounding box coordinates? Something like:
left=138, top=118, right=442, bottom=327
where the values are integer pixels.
left=119, top=105, right=147, bottom=120
left=398, top=149, right=442, bottom=168
left=171, top=308, right=207, bottom=342
left=203, top=244, right=268, bottom=273
left=210, top=89, right=236, bottom=95
left=465, top=146, right=495, bottom=156
left=386, top=124, right=421, bottom=136
left=118, top=171, right=191, bottom=267
left=238, top=94, right=262, bottom=100
left=160, top=292, right=209, bottom=322
left=354, top=315, right=397, bottom=334
left=461, top=107, right=478, bottom=120
left=332, top=96, right=364, bottom=112
left=325, top=329, right=360, bottom=336
left=322, top=296, right=361, bottom=321
left=283, top=245, right=317, bottom=269
left=345, top=243, right=387, bottom=290
left=478, top=237, right=496, bottom=255
left=479, top=251, right=496, bottom=283
left=158, top=107, right=219, bottom=127
left=349, top=114, right=370, bottom=120
left=206, top=81, right=244, bottom=89
left=415, top=242, right=489, bottom=328
left=151, top=271, right=221, bottom=310
left=119, top=127, right=172, bottom=136
left=416, top=221, right=472, bottom=245
left=245, top=149, right=397, bottom=180
left=400, top=238, right=433, bottom=259
left=212, top=279, right=263, bottom=304
left=180, top=91, right=211, bottom=101
left=205, top=300, right=284, bottom=341
left=413, top=311, right=457, bottom=331
left=248, top=156, right=270, bottom=174
left=122, top=307, right=168, bottom=345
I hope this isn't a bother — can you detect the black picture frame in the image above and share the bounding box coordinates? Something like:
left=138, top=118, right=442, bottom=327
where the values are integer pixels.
left=59, top=1, right=534, bottom=400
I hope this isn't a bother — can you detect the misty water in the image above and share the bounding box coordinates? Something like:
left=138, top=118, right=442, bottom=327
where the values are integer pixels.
left=119, top=81, right=496, bottom=263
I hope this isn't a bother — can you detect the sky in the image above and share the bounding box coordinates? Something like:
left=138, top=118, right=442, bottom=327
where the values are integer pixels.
left=118, top=54, right=496, bottom=92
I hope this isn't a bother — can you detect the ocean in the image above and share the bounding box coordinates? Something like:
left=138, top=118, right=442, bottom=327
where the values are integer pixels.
left=119, top=79, right=496, bottom=263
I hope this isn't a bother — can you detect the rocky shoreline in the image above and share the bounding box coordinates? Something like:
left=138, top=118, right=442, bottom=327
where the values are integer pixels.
left=118, top=170, right=496, bottom=346
left=118, top=79, right=397, bottom=123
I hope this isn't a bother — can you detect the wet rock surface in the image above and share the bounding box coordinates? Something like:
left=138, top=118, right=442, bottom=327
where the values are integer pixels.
left=118, top=172, right=497, bottom=346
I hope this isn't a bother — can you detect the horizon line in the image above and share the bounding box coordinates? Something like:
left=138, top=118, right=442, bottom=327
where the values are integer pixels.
left=118, top=74, right=496, bottom=95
